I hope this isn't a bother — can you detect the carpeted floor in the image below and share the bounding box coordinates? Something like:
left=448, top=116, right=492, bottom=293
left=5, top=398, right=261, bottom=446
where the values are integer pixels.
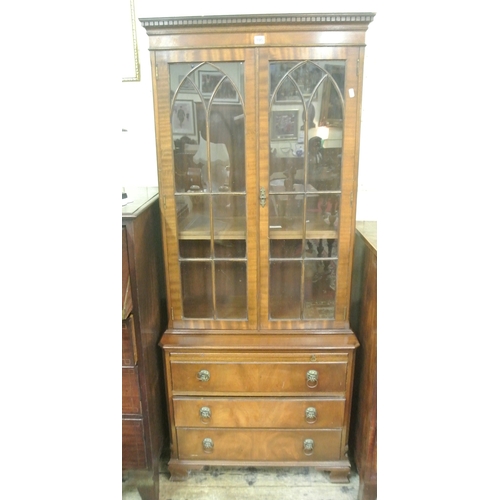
left=123, top=464, right=359, bottom=500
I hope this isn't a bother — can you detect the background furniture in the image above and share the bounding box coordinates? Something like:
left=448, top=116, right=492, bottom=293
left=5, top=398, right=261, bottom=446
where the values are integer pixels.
left=122, top=187, right=167, bottom=500
left=350, top=221, right=377, bottom=500
left=140, top=13, right=375, bottom=483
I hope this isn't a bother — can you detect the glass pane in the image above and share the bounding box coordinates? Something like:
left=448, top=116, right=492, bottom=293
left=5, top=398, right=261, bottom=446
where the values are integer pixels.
left=212, top=194, right=246, bottom=240
left=269, top=260, right=301, bottom=319
left=304, top=238, right=337, bottom=260
left=269, top=60, right=344, bottom=321
left=181, top=261, right=213, bottom=318
left=176, top=193, right=211, bottom=240
left=171, top=62, right=245, bottom=195
left=215, top=261, right=247, bottom=319
left=179, top=240, right=211, bottom=259
left=304, top=260, right=336, bottom=319
left=171, top=61, right=247, bottom=322
left=269, top=194, right=303, bottom=233
left=305, top=193, right=339, bottom=247
left=214, top=240, right=246, bottom=258
left=270, top=239, right=303, bottom=259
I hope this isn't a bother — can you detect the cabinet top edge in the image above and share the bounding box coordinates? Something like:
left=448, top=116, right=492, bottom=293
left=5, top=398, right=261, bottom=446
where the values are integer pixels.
left=140, top=13, right=376, bottom=31
left=159, top=332, right=359, bottom=350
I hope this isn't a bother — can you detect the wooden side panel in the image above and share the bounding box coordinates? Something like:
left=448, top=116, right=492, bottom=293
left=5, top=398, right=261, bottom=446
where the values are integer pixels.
left=122, top=227, right=133, bottom=320
left=122, top=315, right=137, bottom=367
left=122, top=367, right=141, bottom=414
left=349, top=227, right=377, bottom=500
left=122, top=419, right=147, bottom=470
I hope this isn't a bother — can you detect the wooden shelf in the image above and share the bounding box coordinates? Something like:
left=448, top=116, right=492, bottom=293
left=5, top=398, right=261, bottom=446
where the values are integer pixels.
left=178, top=215, right=246, bottom=240
left=269, top=216, right=338, bottom=240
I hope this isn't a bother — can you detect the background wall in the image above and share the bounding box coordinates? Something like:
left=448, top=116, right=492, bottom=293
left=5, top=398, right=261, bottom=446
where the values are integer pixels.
left=2, top=3, right=497, bottom=500
left=122, top=1, right=382, bottom=221
left=119, top=5, right=500, bottom=500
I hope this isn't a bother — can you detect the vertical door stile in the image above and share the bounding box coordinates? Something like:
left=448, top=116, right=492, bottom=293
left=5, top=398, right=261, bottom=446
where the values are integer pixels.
left=336, top=47, right=360, bottom=327
left=246, top=47, right=259, bottom=330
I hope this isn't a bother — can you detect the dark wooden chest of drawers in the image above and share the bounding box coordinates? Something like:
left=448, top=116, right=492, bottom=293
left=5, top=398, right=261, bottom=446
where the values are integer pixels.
left=122, top=188, right=167, bottom=498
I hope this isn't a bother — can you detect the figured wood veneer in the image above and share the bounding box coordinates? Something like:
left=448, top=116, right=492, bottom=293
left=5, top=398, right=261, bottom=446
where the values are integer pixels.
left=173, top=397, right=345, bottom=428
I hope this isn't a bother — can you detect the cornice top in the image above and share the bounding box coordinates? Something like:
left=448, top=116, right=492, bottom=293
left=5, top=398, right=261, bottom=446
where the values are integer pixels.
left=139, top=12, right=376, bottom=29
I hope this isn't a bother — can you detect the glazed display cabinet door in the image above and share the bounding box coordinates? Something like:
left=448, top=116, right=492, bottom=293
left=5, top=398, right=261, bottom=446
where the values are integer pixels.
left=155, top=50, right=258, bottom=330
left=154, top=45, right=364, bottom=331
left=258, top=47, right=362, bottom=330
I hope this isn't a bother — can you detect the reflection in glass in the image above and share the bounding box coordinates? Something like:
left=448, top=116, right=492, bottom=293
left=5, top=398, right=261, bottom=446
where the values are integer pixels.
left=171, top=61, right=247, bottom=320
left=269, top=193, right=303, bottom=232
left=305, top=238, right=337, bottom=260
left=270, top=239, right=303, bottom=259
left=181, top=261, right=213, bottom=318
left=305, top=192, right=339, bottom=246
left=269, top=260, right=301, bottom=319
left=176, top=194, right=210, bottom=239
left=212, top=193, right=246, bottom=220
left=214, top=240, right=246, bottom=258
left=269, top=60, right=344, bottom=320
left=215, top=261, right=247, bottom=319
left=304, top=260, right=336, bottom=319
left=179, top=240, right=211, bottom=259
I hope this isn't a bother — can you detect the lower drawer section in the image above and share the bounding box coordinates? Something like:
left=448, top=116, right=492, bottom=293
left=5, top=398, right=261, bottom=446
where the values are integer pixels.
left=173, top=397, right=345, bottom=429
left=176, top=428, right=342, bottom=462
left=122, top=419, right=147, bottom=469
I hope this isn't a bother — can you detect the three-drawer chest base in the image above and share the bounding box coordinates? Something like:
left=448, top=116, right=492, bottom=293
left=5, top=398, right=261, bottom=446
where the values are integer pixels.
left=160, top=332, right=358, bottom=484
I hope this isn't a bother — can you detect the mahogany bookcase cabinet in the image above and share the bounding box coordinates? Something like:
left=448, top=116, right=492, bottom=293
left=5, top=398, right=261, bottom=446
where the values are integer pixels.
left=140, top=13, right=375, bottom=482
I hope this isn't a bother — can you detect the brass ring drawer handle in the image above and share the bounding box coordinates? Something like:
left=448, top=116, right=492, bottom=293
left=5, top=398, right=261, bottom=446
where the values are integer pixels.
left=305, top=407, right=317, bottom=424
left=202, top=437, right=214, bottom=454
left=197, top=369, right=210, bottom=382
left=306, top=369, right=318, bottom=388
left=303, top=438, right=314, bottom=456
left=200, top=406, right=212, bottom=423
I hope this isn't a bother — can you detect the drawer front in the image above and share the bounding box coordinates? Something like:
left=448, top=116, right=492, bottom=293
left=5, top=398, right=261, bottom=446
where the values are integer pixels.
left=122, top=419, right=147, bottom=469
left=170, top=353, right=348, bottom=395
left=173, top=397, right=345, bottom=429
left=122, top=316, right=137, bottom=367
left=177, top=428, right=342, bottom=462
left=122, top=367, right=141, bottom=414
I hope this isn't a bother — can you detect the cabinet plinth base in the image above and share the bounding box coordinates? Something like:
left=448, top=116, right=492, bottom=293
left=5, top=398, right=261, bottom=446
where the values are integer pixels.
left=168, top=462, right=203, bottom=481
left=322, top=466, right=351, bottom=483
left=167, top=459, right=352, bottom=483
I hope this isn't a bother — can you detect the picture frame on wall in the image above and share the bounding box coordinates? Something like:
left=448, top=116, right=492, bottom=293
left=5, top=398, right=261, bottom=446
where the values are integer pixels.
left=122, top=0, right=140, bottom=82
left=172, top=100, right=197, bottom=138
